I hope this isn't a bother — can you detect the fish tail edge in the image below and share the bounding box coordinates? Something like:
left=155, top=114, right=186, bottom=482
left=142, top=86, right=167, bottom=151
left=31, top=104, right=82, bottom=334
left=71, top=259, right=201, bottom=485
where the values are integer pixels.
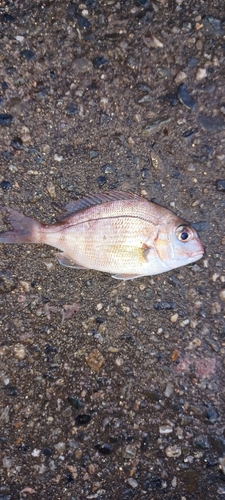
left=0, top=205, right=43, bottom=244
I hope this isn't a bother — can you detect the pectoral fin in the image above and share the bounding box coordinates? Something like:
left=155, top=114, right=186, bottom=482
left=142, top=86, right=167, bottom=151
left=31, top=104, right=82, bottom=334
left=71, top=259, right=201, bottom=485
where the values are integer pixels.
left=112, top=273, right=145, bottom=280
left=55, top=252, right=87, bottom=269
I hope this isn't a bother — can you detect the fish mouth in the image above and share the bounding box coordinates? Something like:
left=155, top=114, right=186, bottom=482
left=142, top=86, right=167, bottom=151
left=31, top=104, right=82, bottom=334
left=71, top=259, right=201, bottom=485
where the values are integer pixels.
left=191, top=250, right=204, bottom=257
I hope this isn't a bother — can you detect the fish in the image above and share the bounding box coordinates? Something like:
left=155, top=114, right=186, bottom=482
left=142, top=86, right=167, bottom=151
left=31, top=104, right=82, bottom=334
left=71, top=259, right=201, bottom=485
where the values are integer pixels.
left=0, top=191, right=204, bottom=280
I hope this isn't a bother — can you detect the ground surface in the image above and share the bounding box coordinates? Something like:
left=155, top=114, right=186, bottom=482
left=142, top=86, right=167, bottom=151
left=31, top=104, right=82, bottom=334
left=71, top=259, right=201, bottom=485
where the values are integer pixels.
left=0, top=0, right=225, bottom=499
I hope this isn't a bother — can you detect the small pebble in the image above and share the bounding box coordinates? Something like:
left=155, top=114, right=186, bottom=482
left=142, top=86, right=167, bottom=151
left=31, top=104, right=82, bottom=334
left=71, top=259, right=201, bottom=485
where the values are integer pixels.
left=86, top=349, right=104, bottom=372
left=198, top=114, right=225, bottom=132
left=95, top=443, right=113, bottom=455
left=220, top=290, right=225, bottom=301
left=164, top=92, right=178, bottom=106
left=142, top=117, right=172, bottom=135
left=96, top=175, right=106, bottom=187
left=90, top=150, right=99, bottom=159
left=154, top=301, right=175, bottom=310
left=177, top=83, right=195, bottom=111
left=170, top=313, right=178, bottom=323
left=205, top=404, right=218, bottom=423
left=165, top=382, right=174, bottom=398
left=65, top=103, right=79, bottom=116
left=11, top=137, right=23, bottom=150
left=54, top=154, right=63, bottom=162
left=55, top=442, right=66, bottom=454
left=77, top=15, right=91, bottom=29
left=216, top=179, right=225, bottom=192
left=165, top=445, right=181, bottom=457
left=127, top=478, right=138, bottom=488
left=0, top=113, right=13, bottom=126
left=21, top=49, right=35, bottom=60
left=1, top=180, right=11, bottom=190
left=93, top=56, right=109, bottom=69
left=196, top=68, right=207, bottom=81
left=0, top=270, right=17, bottom=293
left=32, top=448, right=41, bottom=457
left=101, top=163, right=115, bottom=174
left=159, top=425, right=173, bottom=435
left=75, top=414, right=92, bottom=426
left=13, top=344, right=26, bottom=360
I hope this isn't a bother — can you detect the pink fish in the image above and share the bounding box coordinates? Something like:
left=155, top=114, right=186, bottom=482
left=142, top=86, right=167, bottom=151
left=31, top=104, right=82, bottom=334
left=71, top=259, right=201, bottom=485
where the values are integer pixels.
left=0, top=191, right=204, bottom=280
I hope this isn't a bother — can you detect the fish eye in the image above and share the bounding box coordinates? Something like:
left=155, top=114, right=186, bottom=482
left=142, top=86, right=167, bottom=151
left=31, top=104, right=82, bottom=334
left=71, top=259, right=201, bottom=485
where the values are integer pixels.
left=175, top=225, right=193, bottom=243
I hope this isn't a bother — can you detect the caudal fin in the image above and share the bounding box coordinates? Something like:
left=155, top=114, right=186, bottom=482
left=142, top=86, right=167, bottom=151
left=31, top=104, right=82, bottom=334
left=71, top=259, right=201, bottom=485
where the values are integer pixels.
left=0, top=206, right=42, bottom=244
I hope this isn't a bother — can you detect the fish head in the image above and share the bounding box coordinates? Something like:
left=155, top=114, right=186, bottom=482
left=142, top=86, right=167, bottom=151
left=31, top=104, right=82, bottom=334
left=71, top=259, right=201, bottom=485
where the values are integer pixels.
left=154, top=216, right=204, bottom=270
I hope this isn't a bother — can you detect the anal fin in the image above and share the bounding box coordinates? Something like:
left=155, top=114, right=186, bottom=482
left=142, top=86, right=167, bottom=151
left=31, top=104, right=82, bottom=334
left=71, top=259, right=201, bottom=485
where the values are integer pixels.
left=112, top=273, right=145, bottom=280
left=55, top=252, right=87, bottom=269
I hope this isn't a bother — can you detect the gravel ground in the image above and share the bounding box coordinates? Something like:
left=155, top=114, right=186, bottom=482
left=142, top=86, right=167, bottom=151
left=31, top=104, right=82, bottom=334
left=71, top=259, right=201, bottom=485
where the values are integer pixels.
left=0, top=1, right=225, bottom=499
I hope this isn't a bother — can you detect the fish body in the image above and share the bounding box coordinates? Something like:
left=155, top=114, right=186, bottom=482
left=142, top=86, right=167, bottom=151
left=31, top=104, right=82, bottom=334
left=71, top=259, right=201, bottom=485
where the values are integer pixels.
left=0, top=191, right=204, bottom=280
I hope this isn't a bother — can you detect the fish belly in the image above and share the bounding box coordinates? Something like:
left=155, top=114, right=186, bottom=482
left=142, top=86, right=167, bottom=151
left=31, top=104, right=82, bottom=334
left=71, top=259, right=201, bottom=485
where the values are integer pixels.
left=54, top=216, right=157, bottom=275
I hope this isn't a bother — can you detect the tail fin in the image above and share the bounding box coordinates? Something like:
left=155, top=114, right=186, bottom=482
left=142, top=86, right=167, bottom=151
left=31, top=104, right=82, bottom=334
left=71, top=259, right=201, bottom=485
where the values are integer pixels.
left=0, top=206, right=42, bottom=244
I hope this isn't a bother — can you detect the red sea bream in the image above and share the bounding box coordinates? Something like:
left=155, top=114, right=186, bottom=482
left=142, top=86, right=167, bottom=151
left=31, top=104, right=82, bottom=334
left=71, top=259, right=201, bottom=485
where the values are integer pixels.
left=0, top=191, right=204, bottom=280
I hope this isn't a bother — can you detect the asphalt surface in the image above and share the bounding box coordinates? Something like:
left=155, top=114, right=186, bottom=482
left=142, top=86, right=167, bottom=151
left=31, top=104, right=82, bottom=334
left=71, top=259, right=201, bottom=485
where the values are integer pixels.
left=0, top=1, right=225, bottom=499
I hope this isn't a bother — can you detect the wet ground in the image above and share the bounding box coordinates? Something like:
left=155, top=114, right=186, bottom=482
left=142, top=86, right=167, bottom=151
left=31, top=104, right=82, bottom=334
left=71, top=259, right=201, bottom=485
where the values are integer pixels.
left=0, top=0, right=225, bottom=499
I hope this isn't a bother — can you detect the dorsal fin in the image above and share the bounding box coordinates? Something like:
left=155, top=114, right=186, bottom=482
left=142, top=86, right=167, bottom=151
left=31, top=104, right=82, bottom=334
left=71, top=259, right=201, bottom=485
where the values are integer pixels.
left=56, top=191, right=142, bottom=221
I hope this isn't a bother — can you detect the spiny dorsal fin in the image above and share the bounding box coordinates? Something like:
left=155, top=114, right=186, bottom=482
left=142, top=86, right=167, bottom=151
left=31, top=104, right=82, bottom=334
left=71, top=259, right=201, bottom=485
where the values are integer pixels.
left=57, top=191, right=143, bottom=221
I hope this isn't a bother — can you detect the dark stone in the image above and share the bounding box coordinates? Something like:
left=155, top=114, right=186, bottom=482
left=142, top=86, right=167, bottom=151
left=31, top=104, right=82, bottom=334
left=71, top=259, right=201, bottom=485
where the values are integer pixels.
left=216, top=179, right=225, bottom=191
left=220, top=326, right=225, bottom=338
left=101, top=163, right=115, bottom=174
left=96, top=317, right=104, bottom=324
left=93, top=56, right=109, bottom=69
left=120, top=489, right=134, bottom=500
left=95, top=443, right=113, bottom=454
left=0, top=114, right=13, bottom=126
left=65, top=103, right=79, bottom=116
left=142, top=117, right=172, bottom=135
left=77, top=15, right=91, bottom=29
left=67, top=4, right=76, bottom=17
left=203, top=16, right=224, bottom=35
left=75, top=414, right=92, bottom=426
left=182, top=129, right=196, bottom=141
left=205, top=404, right=218, bottom=423
left=89, top=150, right=98, bottom=159
left=0, top=271, right=17, bottom=293
left=154, top=301, right=175, bottom=310
left=2, top=82, right=8, bottom=90
left=68, top=396, right=83, bottom=410
left=137, top=83, right=152, bottom=93
left=141, top=433, right=150, bottom=451
left=188, top=57, right=198, bottom=68
left=164, top=92, right=178, bottom=106
left=126, top=55, right=138, bottom=70
left=120, top=333, right=136, bottom=345
left=177, top=83, right=195, bottom=111
left=0, top=180, right=11, bottom=191
left=196, top=81, right=216, bottom=94
left=191, top=221, right=209, bottom=231
left=65, top=472, right=74, bottom=482
left=198, top=114, right=225, bottom=132
left=96, top=175, right=106, bottom=187
left=11, top=137, right=23, bottom=150
left=2, top=13, right=15, bottom=22
left=209, top=435, right=225, bottom=454
left=21, top=49, right=36, bottom=60
left=141, top=167, right=148, bottom=179
left=42, top=447, right=52, bottom=457
left=4, top=385, right=19, bottom=397
left=143, top=474, right=162, bottom=490
left=194, top=435, right=210, bottom=449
